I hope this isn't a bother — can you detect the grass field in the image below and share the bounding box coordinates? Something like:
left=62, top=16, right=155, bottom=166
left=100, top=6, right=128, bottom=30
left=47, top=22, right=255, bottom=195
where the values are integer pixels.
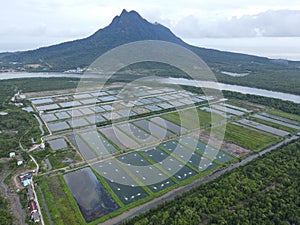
left=213, top=123, right=278, bottom=152
left=162, top=108, right=225, bottom=130
left=47, top=149, right=81, bottom=170
left=37, top=175, right=85, bottom=225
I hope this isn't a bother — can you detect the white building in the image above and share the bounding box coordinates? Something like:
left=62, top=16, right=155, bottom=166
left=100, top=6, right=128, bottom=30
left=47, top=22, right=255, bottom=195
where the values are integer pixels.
left=40, top=142, right=45, bottom=149
left=9, top=152, right=16, bottom=158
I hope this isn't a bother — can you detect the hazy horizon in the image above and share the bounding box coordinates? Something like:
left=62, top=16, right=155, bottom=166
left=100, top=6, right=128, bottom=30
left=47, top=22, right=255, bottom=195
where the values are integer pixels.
left=184, top=37, right=300, bottom=61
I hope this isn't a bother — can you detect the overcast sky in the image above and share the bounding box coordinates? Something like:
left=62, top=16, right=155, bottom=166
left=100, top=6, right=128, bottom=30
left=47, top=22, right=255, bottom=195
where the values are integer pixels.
left=1, top=0, right=300, bottom=52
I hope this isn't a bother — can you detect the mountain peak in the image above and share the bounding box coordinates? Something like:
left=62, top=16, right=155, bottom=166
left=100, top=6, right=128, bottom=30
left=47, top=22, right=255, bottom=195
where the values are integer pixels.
left=120, top=9, right=140, bottom=17
left=121, top=9, right=128, bottom=14
left=111, top=9, right=143, bottom=25
left=1, top=9, right=185, bottom=69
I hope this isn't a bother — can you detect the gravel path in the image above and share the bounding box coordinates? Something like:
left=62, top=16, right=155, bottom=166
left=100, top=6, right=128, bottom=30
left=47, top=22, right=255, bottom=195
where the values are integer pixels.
left=0, top=167, right=27, bottom=225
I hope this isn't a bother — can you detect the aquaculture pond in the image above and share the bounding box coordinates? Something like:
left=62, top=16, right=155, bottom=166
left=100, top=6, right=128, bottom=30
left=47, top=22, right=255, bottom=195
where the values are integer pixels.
left=94, top=160, right=149, bottom=205
left=48, top=121, right=70, bottom=132
left=116, top=153, right=176, bottom=193
left=64, top=167, right=119, bottom=223
left=48, top=138, right=67, bottom=151
left=67, top=134, right=97, bottom=160
left=133, top=119, right=175, bottom=139
left=99, top=126, right=139, bottom=150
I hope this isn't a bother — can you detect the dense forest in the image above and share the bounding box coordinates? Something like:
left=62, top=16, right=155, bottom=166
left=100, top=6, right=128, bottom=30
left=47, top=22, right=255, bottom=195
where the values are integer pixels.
left=0, top=78, right=80, bottom=157
left=122, top=139, right=300, bottom=225
left=222, top=91, right=300, bottom=115
left=0, top=109, right=41, bottom=157
left=214, top=68, right=300, bottom=96
left=0, top=77, right=80, bottom=107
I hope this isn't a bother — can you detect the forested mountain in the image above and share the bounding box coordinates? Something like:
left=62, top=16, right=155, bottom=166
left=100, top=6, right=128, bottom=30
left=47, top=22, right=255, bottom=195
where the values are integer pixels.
left=0, top=10, right=184, bottom=70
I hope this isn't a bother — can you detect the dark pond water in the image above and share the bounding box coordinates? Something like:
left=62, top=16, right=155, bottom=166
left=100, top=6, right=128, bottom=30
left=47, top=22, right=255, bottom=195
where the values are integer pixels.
left=64, top=167, right=119, bottom=222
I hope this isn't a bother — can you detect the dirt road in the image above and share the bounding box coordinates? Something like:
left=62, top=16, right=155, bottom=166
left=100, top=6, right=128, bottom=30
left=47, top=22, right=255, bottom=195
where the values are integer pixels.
left=0, top=166, right=27, bottom=225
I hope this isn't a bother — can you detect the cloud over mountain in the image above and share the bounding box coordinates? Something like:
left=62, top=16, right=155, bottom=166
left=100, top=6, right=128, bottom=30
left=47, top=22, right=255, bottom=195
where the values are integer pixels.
left=175, top=10, right=300, bottom=38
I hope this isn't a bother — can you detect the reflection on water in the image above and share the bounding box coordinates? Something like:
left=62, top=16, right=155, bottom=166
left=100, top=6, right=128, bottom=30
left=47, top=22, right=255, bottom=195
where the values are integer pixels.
left=64, top=167, right=119, bottom=222
left=0, top=73, right=82, bottom=80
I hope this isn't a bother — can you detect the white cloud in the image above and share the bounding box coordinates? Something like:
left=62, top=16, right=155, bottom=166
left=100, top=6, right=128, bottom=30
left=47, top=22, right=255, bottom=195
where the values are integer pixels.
left=174, top=10, right=300, bottom=38
left=1, top=0, right=300, bottom=51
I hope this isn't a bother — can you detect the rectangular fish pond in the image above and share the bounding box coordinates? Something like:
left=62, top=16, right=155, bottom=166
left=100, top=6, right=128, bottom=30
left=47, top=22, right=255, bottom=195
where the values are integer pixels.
left=64, top=167, right=119, bottom=223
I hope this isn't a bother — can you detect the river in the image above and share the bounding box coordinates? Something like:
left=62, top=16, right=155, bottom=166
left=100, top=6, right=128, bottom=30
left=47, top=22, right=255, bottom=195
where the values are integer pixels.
left=0, top=73, right=299, bottom=103
left=161, top=78, right=300, bottom=104
left=0, top=72, right=82, bottom=80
